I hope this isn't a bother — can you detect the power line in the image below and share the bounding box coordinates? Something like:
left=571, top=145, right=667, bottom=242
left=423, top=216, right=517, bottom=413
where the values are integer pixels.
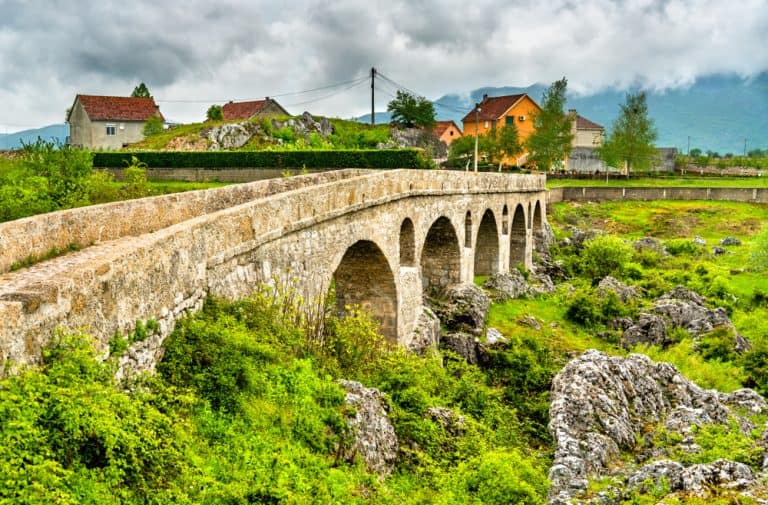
left=282, top=79, right=368, bottom=107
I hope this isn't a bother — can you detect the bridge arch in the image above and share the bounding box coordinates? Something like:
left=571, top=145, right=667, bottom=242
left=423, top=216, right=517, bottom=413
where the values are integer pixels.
left=399, top=218, right=416, bottom=267
left=464, top=211, right=472, bottom=248
left=509, top=204, right=527, bottom=269
left=333, top=240, right=398, bottom=342
left=421, top=216, right=461, bottom=296
left=532, top=200, right=544, bottom=252
left=474, top=209, right=499, bottom=276
left=502, top=205, right=509, bottom=235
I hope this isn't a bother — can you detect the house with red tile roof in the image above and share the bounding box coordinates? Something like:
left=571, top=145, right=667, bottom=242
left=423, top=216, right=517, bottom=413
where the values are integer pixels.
left=67, top=94, right=164, bottom=149
left=462, top=93, right=542, bottom=165
left=221, top=98, right=289, bottom=121
left=566, top=109, right=606, bottom=172
left=433, top=120, right=462, bottom=145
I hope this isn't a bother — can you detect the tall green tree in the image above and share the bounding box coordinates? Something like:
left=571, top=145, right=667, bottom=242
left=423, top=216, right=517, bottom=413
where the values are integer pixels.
left=598, top=92, right=658, bottom=174
left=448, top=124, right=521, bottom=170
left=131, top=82, right=152, bottom=98
left=206, top=104, right=223, bottom=121
left=524, top=77, right=574, bottom=171
left=387, top=90, right=436, bottom=129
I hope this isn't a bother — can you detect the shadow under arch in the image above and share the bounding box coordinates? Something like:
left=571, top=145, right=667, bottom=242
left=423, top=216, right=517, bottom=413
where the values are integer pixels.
left=421, top=216, right=461, bottom=297
left=333, top=240, right=398, bottom=342
left=509, top=204, right=527, bottom=269
left=474, top=209, right=499, bottom=276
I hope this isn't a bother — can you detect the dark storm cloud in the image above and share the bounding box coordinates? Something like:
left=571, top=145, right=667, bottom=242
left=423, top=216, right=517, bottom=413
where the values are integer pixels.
left=0, top=0, right=766, bottom=129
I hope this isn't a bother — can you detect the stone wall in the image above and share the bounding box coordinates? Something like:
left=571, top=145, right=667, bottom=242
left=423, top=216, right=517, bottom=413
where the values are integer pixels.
left=0, top=169, right=546, bottom=374
left=547, top=186, right=768, bottom=205
left=105, top=167, right=336, bottom=183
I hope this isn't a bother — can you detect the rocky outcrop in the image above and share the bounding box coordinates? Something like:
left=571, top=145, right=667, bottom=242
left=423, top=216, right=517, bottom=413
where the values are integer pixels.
left=407, top=306, right=441, bottom=356
left=482, top=271, right=530, bottom=301
left=546, top=350, right=764, bottom=504
left=633, top=237, right=666, bottom=255
left=338, top=380, right=398, bottom=476
left=271, top=111, right=334, bottom=139
left=597, top=276, right=640, bottom=303
left=441, top=332, right=479, bottom=364
left=377, top=127, right=448, bottom=158
left=721, top=237, right=742, bottom=246
left=430, top=283, right=489, bottom=336
left=620, top=313, right=669, bottom=348
left=207, top=121, right=262, bottom=150
left=426, top=407, right=467, bottom=436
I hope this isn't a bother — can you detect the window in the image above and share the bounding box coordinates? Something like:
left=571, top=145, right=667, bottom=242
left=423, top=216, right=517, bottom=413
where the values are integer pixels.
left=505, top=116, right=514, bottom=125
left=484, top=121, right=489, bottom=128
left=106, top=125, right=116, bottom=135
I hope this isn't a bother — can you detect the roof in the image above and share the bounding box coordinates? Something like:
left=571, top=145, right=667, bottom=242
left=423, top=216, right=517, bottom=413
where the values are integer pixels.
left=461, top=94, right=527, bottom=122
left=222, top=99, right=288, bottom=120
left=72, top=95, right=163, bottom=122
left=575, top=114, right=603, bottom=130
left=434, top=120, right=460, bottom=137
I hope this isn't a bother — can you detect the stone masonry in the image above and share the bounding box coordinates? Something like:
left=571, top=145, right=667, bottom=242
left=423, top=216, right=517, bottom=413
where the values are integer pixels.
left=0, top=169, right=546, bottom=374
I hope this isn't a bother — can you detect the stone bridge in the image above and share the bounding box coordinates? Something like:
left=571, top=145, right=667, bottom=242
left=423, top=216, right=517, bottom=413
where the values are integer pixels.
left=0, top=169, right=546, bottom=373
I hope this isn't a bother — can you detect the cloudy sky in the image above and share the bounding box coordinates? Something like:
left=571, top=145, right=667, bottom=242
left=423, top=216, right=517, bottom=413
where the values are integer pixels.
left=1, top=0, right=767, bottom=132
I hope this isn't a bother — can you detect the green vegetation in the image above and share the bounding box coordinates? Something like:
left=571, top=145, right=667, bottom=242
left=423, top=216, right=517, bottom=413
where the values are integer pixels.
left=141, top=116, right=163, bottom=137
left=598, top=91, right=658, bottom=173
left=387, top=90, right=436, bottom=129
left=449, top=124, right=522, bottom=170
left=10, top=242, right=82, bottom=271
left=547, top=176, right=768, bottom=188
left=130, top=82, right=152, bottom=98
left=206, top=104, right=223, bottom=121
left=92, top=149, right=429, bottom=170
left=525, top=77, right=574, bottom=171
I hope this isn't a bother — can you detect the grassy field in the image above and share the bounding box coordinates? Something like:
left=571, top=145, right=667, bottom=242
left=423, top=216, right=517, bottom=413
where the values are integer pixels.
left=547, top=176, right=768, bottom=188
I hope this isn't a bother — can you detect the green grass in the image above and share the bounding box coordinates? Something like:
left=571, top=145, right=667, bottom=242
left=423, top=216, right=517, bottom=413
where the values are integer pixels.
left=547, top=176, right=768, bottom=188
left=128, top=122, right=217, bottom=150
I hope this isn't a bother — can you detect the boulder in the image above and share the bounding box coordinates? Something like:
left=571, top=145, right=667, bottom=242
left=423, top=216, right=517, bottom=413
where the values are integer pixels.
left=530, top=272, right=556, bottom=295
left=426, top=407, right=466, bottom=436
left=713, top=246, right=727, bottom=256
left=407, top=306, right=440, bottom=356
left=431, top=283, right=489, bottom=335
left=206, top=121, right=262, bottom=150
left=482, top=271, right=530, bottom=301
left=598, top=276, right=640, bottom=303
left=568, top=227, right=604, bottom=249
left=534, top=221, right=556, bottom=256
left=720, top=237, right=742, bottom=246
left=693, top=236, right=707, bottom=246
left=485, top=327, right=507, bottom=344
left=620, top=313, right=669, bottom=348
left=441, top=332, right=479, bottom=364
left=548, top=350, right=733, bottom=503
left=633, top=237, right=667, bottom=255
left=337, top=380, right=398, bottom=476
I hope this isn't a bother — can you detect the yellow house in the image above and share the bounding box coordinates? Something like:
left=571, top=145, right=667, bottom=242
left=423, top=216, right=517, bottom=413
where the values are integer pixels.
left=433, top=120, right=462, bottom=145
left=461, top=93, right=542, bottom=166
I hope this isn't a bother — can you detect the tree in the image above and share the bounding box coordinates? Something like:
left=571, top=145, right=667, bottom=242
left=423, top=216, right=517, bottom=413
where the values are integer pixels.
left=387, top=90, right=436, bottom=129
left=689, top=148, right=703, bottom=157
left=524, top=77, right=574, bottom=171
left=131, top=82, right=151, bottom=98
left=448, top=124, right=521, bottom=170
left=598, top=92, right=658, bottom=174
left=142, top=116, right=163, bottom=136
left=206, top=104, right=223, bottom=121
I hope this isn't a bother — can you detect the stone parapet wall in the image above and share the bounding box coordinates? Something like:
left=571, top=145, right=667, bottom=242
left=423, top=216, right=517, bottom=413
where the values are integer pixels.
left=0, top=169, right=370, bottom=274
left=547, top=186, right=768, bottom=206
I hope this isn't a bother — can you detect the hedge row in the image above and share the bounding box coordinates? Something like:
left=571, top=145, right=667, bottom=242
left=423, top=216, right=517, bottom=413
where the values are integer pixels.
left=92, top=150, right=424, bottom=169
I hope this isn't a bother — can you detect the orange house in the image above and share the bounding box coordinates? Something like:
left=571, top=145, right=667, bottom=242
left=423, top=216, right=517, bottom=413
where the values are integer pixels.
left=461, top=93, right=542, bottom=166
left=433, top=120, right=462, bottom=145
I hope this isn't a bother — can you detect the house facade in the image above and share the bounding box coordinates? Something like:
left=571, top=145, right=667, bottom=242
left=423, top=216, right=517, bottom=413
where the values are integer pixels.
left=567, top=110, right=606, bottom=172
left=67, top=95, right=164, bottom=149
left=221, top=98, right=289, bottom=121
left=461, top=93, right=542, bottom=165
left=433, top=120, right=462, bottom=145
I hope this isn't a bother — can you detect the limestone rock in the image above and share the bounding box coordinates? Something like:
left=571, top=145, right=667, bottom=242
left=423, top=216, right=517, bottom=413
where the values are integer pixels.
left=626, top=459, right=685, bottom=494
left=721, top=237, right=742, bottom=246
left=548, top=350, right=733, bottom=503
left=431, top=283, right=489, bottom=335
left=534, top=221, right=556, bottom=255
left=680, top=459, right=755, bottom=495
left=485, top=327, right=506, bottom=344
left=568, top=227, right=604, bottom=249
left=441, top=332, right=479, bottom=364
left=720, top=388, right=768, bottom=415
left=426, top=407, right=466, bottom=436
left=482, top=271, right=530, bottom=301
left=633, top=237, right=667, bottom=255
left=408, top=306, right=440, bottom=356
left=620, top=313, right=669, bottom=348
left=530, top=272, right=556, bottom=295
left=207, top=121, right=262, bottom=150
left=693, top=236, right=707, bottom=246
left=713, top=246, right=727, bottom=255
left=337, top=380, right=398, bottom=476
left=598, top=276, right=640, bottom=303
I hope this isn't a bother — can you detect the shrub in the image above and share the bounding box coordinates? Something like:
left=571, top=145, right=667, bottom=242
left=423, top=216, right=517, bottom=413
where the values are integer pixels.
left=665, top=238, right=703, bottom=257
left=92, top=149, right=424, bottom=170
left=750, top=227, right=768, bottom=272
left=580, top=235, right=633, bottom=280
left=121, top=156, right=151, bottom=199
left=142, top=116, right=164, bottom=137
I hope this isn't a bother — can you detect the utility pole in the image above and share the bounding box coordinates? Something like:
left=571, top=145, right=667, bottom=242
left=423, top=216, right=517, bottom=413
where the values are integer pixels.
left=687, top=136, right=690, bottom=156
left=473, top=103, right=481, bottom=173
left=370, top=67, right=376, bottom=127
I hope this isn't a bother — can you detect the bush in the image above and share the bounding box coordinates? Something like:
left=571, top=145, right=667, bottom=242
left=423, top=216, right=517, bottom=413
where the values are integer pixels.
left=121, top=156, right=151, bottom=199
left=93, top=149, right=425, bottom=170
left=665, top=238, right=703, bottom=257
left=565, top=288, right=632, bottom=329
left=750, top=227, right=768, bottom=272
left=580, top=235, right=634, bottom=280
left=142, top=116, right=164, bottom=137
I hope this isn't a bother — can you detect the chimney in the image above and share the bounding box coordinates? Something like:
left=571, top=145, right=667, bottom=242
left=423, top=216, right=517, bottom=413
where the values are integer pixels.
left=482, top=93, right=488, bottom=102
left=568, top=109, right=577, bottom=115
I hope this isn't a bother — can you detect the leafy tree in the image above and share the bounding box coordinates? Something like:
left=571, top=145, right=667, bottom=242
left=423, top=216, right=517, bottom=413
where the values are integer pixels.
left=689, top=148, right=702, bottom=157
left=598, top=92, right=658, bottom=174
left=387, top=90, right=436, bottom=129
left=448, top=125, right=521, bottom=170
left=206, top=104, right=223, bottom=121
left=131, top=82, right=151, bottom=98
left=142, top=116, right=163, bottom=136
left=524, top=77, right=574, bottom=171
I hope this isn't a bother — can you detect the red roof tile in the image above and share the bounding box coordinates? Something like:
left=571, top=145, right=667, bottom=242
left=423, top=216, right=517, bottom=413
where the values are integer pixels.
left=462, top=94, right=528, bottom=122
left=222, top=99, right=286, bottom=120
left=575, top=114, right=603, bottom=130
left=75, top=95, right=163, bottom=122
left=434, top=120, right=460, bottom=137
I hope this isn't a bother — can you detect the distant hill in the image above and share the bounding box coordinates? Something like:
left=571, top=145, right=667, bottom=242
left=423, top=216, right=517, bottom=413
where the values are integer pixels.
left=0, top=124, right=69, bottom=150
left=358, top=73, right=768, bottom=155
